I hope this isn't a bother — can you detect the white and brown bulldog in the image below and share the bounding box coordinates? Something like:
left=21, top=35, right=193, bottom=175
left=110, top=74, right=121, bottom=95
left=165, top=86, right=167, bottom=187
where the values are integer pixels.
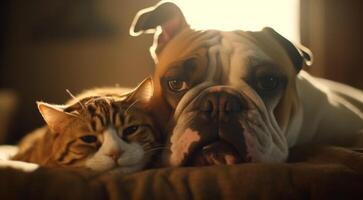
left=130, top=2, right=363, bottom=166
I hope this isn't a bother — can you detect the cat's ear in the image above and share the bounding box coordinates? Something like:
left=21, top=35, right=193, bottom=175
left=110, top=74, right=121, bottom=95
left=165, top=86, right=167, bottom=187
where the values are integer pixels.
left=126, top=77, right=154, bottom=104
left=37, top=102, right=78, bottom=133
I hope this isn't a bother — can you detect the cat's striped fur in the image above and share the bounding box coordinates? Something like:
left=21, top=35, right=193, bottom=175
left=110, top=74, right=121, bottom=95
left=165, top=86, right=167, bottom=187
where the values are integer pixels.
left=12, top=78, right=161, bottom=173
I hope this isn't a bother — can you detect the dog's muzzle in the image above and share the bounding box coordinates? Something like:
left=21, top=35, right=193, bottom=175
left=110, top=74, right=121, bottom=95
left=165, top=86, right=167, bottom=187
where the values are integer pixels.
left=199, top=91, right=243, bottom=121
left=169, top=87, right=257, bottom=166
left=191, top=91, right=249, bottom=166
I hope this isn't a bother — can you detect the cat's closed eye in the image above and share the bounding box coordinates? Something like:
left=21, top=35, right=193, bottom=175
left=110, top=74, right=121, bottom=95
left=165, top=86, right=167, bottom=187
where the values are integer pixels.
left=12, top=77, right=158, bottom=174
left=80, top=135, right=98, bottom=143
left=123, top=125, right=139, bottom=137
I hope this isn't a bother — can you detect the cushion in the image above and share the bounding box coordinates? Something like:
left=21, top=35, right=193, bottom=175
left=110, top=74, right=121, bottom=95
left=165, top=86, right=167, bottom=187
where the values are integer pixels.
left=0, top=145, right=362, bottom=199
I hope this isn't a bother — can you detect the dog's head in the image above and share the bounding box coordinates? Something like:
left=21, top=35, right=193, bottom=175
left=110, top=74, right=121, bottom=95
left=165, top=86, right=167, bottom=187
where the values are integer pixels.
left=130, top=2, right=312, bottom=166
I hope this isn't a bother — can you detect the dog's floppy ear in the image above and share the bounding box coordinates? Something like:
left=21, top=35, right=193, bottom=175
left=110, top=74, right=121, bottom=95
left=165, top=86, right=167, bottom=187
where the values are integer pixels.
left=262, top=27, right=313, bottom=72
left=130, top=2, right=188, bottom=59
left=130, top=2, right=188, bottom=36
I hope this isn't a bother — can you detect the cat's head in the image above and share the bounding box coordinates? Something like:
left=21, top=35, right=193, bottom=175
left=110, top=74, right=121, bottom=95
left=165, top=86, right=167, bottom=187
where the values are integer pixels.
left=38, top=78, right=159, bottom=173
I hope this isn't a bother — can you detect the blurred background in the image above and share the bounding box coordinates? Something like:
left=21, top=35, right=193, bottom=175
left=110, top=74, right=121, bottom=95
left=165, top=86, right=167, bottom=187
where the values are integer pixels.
left=0, top=0, right=362, bottom=144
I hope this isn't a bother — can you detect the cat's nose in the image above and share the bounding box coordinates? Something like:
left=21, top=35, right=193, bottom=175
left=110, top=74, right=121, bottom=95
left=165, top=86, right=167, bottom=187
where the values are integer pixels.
left=108, top=149, right=123, bottom=162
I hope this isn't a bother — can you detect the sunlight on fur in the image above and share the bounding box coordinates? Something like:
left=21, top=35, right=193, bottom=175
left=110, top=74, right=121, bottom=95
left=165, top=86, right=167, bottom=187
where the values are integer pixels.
left=172, top=0, right=300, bottom=42
left=12, top=78, right=160, bottom=174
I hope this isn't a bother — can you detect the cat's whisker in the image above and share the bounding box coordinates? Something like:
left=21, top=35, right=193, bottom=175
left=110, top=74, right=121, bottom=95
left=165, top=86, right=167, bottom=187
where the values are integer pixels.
left=144, top=147, right=169, bottom=154
left=15, top=84, right=158, bottom=175
left=125, top=99, right=139, bottom=114
left=149, top=146, right=169, bottom=150
left=151, top=145, right=168, bottom=149
left=142, top=144, right=166, bottom=149
left=66, top=89, right=86, bottom=111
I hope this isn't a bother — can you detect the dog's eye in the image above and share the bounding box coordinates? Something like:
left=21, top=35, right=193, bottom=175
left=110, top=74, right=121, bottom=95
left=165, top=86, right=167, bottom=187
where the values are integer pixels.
left=123, top=125, right=139, bottom=136
left=256, top=75, right=280, bottom=90
left=80, top=135, right=98, bottom=143
left=168, top=80, right=188, bottom=92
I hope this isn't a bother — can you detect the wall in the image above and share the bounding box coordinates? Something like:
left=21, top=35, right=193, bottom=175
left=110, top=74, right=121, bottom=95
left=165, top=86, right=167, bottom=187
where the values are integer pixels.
left=1, top=0, right=362, bottom=143
left=301, top=0, right=363, bottom=89
left=0, top=0, right=158, bottom=143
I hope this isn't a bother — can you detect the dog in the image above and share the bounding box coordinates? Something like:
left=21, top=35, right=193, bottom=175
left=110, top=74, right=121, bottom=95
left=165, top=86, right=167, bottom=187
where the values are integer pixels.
left=130, top=2, right=363, bottom=166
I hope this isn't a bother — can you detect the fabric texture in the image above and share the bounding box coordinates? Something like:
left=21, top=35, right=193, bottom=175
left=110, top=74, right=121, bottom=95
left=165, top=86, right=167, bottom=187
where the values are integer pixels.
left=0, top=145, right=362, bottom=200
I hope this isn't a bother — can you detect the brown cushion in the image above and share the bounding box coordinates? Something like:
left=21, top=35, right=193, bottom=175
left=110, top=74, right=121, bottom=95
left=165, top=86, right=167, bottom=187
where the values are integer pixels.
left=0, top=146, right=362, bottom=200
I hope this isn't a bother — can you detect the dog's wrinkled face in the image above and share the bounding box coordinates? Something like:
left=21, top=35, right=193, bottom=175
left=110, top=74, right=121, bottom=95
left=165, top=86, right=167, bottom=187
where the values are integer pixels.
left=131, top=2, right=312, bottom=166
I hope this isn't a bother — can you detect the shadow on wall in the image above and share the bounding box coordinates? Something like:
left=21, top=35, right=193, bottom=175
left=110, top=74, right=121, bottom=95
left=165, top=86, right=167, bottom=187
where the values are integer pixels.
left=0, top=0, right=158, bottom=143
left=300, top=0, right=363, bottom=89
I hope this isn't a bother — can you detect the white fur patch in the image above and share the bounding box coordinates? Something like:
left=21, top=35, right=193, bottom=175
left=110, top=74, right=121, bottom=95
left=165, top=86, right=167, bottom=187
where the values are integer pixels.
left=170, top=31, right=289, bottom=164
left=85, top=128, right=145, bottom=173
left=170, top=128, right=201, bottom=166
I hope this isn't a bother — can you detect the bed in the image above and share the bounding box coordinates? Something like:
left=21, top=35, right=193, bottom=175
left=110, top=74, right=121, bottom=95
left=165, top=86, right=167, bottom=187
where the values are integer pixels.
left=1, top=145, right=362, bottom=200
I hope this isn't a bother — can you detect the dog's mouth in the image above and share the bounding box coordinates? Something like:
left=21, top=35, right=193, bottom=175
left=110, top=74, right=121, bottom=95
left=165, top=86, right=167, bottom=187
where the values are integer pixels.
left=185, top=139, right=250, bottom=166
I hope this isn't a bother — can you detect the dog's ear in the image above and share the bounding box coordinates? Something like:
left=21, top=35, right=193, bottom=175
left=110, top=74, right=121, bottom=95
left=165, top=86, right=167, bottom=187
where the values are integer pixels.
left=130, top=2, right=188, bottom=60
left=262, top=27, right=313, bottom=72
left=130, top=2, right=188, bottom=36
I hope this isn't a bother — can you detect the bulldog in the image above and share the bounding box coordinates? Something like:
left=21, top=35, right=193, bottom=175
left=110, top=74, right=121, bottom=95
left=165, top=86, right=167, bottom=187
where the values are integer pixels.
left=130, top=2, right=363, bottom=166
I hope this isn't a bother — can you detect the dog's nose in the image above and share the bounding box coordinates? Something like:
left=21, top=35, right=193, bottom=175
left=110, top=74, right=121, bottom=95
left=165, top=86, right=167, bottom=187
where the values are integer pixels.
left=200, top=92, right=242, bottom=119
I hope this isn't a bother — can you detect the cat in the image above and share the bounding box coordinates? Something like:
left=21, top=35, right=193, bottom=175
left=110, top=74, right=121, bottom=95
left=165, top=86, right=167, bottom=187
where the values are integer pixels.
left=12, top=78, right=161, bottom=174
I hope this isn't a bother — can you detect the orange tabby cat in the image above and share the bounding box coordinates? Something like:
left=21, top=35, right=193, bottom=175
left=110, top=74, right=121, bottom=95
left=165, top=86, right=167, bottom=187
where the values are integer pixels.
left=12, top=78, right=161, bottom=173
